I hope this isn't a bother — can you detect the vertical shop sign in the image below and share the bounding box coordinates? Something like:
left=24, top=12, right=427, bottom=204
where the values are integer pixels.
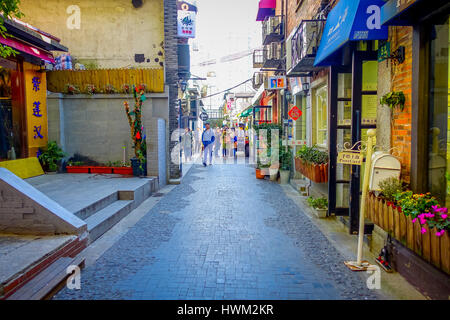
left=27, top=71, right=47, bottom=150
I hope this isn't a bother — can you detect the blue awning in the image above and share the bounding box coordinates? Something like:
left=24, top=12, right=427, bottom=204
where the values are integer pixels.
left=314, top=0, right=388, bottom=67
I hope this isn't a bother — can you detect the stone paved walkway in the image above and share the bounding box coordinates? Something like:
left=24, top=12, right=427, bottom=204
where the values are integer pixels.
left=54, top=164, right=379, bottom=300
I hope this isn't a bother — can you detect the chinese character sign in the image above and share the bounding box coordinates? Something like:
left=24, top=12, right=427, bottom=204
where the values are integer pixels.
left=177, top=10, right=196, bottom=38
left=26, top=71, right=47, bottom=149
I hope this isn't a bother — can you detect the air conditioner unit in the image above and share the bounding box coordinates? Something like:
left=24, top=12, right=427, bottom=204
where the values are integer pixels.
left=269, top=43, right=280, bottom=60
left=299, top=21, right=322, bottom=59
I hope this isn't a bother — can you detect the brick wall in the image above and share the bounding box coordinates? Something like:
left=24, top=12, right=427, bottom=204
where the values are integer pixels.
left=164, top=0, right=181, bottom=179
left=286, top=0, right=323, bottom=36
left=389, top=26, right=413, bottom=183
left=0, top=168, right=87, bottom=235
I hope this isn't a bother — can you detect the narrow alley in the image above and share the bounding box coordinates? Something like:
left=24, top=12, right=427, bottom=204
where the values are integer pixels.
left=54, top=163, right=379, bottom=300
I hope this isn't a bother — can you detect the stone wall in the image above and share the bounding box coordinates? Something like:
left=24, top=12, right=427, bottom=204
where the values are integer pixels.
left=47, top=92, right=168, bottom=165
left=164, top=0, right=180, bottom=180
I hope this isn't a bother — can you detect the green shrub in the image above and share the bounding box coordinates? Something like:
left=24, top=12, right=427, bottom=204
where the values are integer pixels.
left=307, top=196, right=328, bottom=209
left=296, top=145, right=328, bottom=164
left=38, top=141, right=66, bottom=172
left=378, top=177, right=403, bottom=202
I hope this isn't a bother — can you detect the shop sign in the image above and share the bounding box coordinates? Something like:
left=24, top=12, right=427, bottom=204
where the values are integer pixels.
left=381, top=0, right=419, bottom=25
left=26, top=71, right=47, bottom=150
left=288, top=106, right=302, bottom=121
left=337, top=151, right=363, bottom=165
left=199, top=112, right=209, bottom=121
left=282, top=140, right=307, bottom=146
left=268, top=76, right=286, bottom=90
left=378, top=41, right=390, bottom=62
left=177, top=1, right=197, bottom=38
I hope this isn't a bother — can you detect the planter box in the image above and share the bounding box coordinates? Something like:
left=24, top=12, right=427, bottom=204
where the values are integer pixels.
left=294, top=158, right=328, bottom=183
left=90, top=166, right=113, bottom=174
left=66, top=166, right=90, bottom=173
left=113, top=167, right=133, bottom=175
left=366, top=193, right=450, bottom=275
left=255, top=168, right=265, bottom=179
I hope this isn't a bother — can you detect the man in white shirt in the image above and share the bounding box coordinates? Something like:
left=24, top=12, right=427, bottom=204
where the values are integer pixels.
left=202, top=122, right=215, bottom=166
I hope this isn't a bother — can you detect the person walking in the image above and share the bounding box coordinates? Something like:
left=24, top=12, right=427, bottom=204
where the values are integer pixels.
left=202, top=122, right=215, bottom=166
left=182, top=127, right=192, bottom=162
left=222, top=128, right=227, bottom=157
left=214, top=127, right=221, bottom=157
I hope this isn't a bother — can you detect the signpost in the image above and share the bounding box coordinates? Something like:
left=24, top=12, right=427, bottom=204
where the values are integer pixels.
left=199, top=112, right=209, bottom=122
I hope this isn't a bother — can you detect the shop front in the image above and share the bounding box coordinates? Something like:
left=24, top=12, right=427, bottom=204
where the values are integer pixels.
left=0, top=19, right=67, bottom=178
left=314, top=0, right=388, bottom=233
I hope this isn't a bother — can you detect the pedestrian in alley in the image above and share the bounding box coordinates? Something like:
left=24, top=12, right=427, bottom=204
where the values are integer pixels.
left=202, top=122, right=215, bottom=166
left=182, top=127, right=192, bottom=162
left=214, top=127, right=221, bottom=157
left=231, top=127, right=238, bottom=158
left=222, top=127, right=228, bottom=158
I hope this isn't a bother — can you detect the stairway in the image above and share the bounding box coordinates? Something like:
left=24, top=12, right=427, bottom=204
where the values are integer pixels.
left=72, top=179, right=156, bottom=243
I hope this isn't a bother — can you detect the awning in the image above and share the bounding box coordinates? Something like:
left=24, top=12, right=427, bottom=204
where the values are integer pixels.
left=0, top=36, right=55, bottom=63
left=381, top=0, right=448, bottom=26
left=314, top=0, right=388, bottom=67
left=256, top=0, right=276, bottom=22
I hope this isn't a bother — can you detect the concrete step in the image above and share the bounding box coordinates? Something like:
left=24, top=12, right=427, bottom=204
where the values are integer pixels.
left=6, top=256, right=85, bottom=300
left=85, top=200, right=134, bottom=243
left=73, top=192, right=118, bottom=220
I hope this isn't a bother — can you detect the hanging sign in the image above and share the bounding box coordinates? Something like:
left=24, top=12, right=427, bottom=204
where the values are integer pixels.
left=288, top=106, right=302, bottom=121
left=26, top=71, right=48, bottom=151
left=378, top=41, right=390, bottom=62
left=177, top=1, right=197, bottom=38
left=199, top=112, right=209, bottom=121
left=337, top=151, right=363, bottom=165
left=267, top=76, right=286, bottom=90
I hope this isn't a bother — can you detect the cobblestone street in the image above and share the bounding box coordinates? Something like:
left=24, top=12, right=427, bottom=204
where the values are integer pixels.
left=54, top=164, right=380, bottom=300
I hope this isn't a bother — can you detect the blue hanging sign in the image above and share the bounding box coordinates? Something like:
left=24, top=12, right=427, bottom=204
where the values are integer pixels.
left=314, top=0, right=389, bottom=67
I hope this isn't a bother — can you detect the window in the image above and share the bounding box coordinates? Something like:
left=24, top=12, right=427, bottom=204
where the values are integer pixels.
left=312, top=83, right=328, bottom=148
left=427, top=15, right=450, bottom=206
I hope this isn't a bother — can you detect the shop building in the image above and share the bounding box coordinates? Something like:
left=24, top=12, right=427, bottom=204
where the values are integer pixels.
left=0, top=18, right=68, bottom=178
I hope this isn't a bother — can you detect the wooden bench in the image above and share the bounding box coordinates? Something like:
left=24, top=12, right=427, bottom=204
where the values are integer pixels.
left=7, top=256, right=85, bottom=300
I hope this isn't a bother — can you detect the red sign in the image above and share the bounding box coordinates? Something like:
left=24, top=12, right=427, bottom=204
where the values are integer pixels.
left=288, top=106, right=302, bottom=121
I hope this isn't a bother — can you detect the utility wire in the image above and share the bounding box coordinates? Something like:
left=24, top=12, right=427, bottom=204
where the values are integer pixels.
left=188, top=78, right=253, bottom=102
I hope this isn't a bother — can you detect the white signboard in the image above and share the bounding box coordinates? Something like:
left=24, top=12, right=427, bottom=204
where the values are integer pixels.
left=267, top=76, right=286, bottom=90
left=178, top=10, right=196, bottom=38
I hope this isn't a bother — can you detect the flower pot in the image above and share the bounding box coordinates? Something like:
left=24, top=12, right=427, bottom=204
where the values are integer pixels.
left=66, top=166, right=90, bottom=173
left=269, top=168, right=278, bottom=181
left=113, top=167, right=133, bottom=175
left=279, top=170, right=290, bottom=184
left=315, top=208, right=327, bottom=219
left=255, top=168, right=265, bottom=179
left=90, top=166, right=113, bottom=174
left=131, top=158, right=145, bottom=177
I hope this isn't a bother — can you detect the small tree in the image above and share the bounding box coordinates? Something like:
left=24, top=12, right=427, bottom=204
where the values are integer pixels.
left=0, top=0, right=24, bottom=58
left=124, top=85, right=146, bottom=164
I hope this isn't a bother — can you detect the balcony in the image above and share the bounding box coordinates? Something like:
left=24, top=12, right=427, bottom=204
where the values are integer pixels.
left=252, top=72, right=265, bottom=90
left=262, top=42, right=283, bottom=69
left=262, top=15, right=284, bottom=45
left=252, top=49, right=264, bottom=68
left=288, top=20, right=325, bottom=75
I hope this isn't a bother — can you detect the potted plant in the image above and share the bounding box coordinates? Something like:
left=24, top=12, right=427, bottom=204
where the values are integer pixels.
left=307, top=196, right=328, bottom=218
left=280, top=148, right=292, bottom=184
left=269, top=162, right=279, bottom=182
left=105, top=84, right=117, bottom=94
left=380, top=91, right=406, bottom=111
left=65, top=84, right=80, bottom=95
left=38, top=141, right=66, bottom=173
left=107, top=161, right=133, bottom=175
left=124, top=84, right=147, bottom=176
left=90, top=164, right=113, bottom=174
left=295, top=145, right=329, bottom=183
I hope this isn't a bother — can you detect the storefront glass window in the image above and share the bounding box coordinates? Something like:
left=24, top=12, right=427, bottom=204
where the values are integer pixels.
left=313, top=84, right=328, bottom=148
left=428, top=15, right=450, bottom=206
left=0, top=58, right=24, bottom=160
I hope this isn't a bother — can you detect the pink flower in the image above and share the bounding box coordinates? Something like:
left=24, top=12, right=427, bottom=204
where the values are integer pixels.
left=435, top=230, right=445, bottom=237
left=412, top=218, right=417, bottom=223
left=421, top=227, right=427, bottom=234
left=441, top=214, right=448, bottom=220
left=432, top=205, right=439, bottom=211
left=419, top=218, right=426, bottom=225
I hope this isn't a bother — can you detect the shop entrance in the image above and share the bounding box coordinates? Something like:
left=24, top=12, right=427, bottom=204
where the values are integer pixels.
left=0, top=58, right=25, bottom=161
left=328, top=42, right=378, bottom=234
